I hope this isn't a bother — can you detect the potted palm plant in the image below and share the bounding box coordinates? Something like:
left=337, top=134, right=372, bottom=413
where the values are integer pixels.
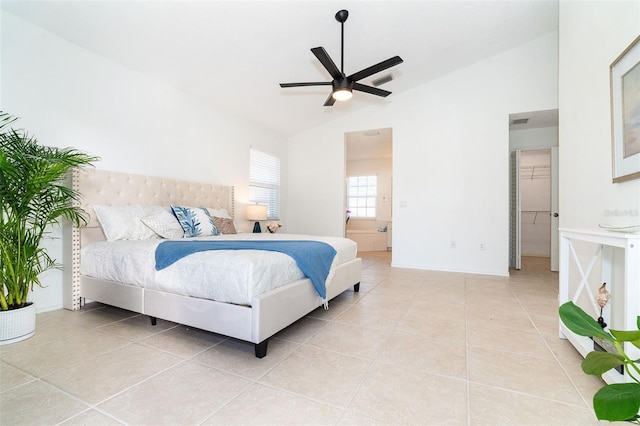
left=559, top=301, right=640, bottom=423
left=0, top=111, right=97, bottom=344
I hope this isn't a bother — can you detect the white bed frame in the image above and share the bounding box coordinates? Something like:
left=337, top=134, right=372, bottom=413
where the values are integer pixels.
left=64, top=168, right=362, bottom=357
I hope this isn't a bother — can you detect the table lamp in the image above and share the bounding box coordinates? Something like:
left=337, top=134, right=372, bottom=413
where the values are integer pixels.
left=246, top=204, right=267, bottom=233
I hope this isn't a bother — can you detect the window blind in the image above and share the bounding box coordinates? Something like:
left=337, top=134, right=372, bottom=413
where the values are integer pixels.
left=249, top=147, right=280, bottom=220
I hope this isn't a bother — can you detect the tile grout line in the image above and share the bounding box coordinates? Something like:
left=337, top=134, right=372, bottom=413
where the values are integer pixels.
left=514, top=295, right=598, bottom=412
left=464, top=275, right=472, bottom=426
left=508, top=277, right=598, bottom=414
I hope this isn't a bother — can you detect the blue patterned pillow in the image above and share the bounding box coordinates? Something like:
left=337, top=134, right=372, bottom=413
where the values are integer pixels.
left=171, top=205, right=219, bottom=238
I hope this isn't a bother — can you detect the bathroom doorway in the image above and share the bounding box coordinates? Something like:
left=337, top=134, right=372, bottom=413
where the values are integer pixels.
left=344, top=128, right=393, bottom=252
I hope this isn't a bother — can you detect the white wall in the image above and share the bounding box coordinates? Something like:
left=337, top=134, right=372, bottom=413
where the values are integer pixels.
left=559, top=1, right=640, bottom=231
left=510, top=126, right=559, bottom=151
left=288, top=32, right=559, bottom=276
left=558, top=0, right=639, bottom=331
left=1, top=13, right=288, bottom=312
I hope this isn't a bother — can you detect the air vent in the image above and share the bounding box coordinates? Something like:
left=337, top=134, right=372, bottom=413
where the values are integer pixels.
left=511, top=118, right=529, bottom=125
left=363, top=130, right=380, bottom=137
left=372, top=74, right=393, bottom=87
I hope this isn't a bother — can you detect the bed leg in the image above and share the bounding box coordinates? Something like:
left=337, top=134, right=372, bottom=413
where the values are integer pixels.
left=254, top=340, right=268, bottom=358
left=149, top=316, right=157, bottom=326
left=353, top=282, right=360, bottom=292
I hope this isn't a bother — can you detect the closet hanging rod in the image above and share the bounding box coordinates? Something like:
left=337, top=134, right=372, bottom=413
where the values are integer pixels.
left=521, top=210, right=551, bottom=224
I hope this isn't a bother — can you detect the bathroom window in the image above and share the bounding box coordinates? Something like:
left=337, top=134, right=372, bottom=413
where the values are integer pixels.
left=347, top=175, right=377, bottom=218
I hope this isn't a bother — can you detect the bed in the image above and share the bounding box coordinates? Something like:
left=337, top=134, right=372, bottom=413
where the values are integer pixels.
left=65, top=168, right=362, bottom=358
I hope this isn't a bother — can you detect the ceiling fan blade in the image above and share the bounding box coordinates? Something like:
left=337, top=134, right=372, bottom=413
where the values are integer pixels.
left=348, top=56, right=403, bottom=82
left=311, top=47, right=342, bottom=80
left=353, top=82, right=391, bottom=97
left=323, top=93, right=336, bottom=107
left=280, top=82, right=332, bottom=88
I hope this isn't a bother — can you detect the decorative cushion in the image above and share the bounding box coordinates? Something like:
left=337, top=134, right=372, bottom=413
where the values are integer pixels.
left=93, top=204, right=159, bottom=241
left=171, top=205, right=219, bottom=237
left=141, top=209, right=185, bottom=239
left=213, top=216, right=237, bottom=234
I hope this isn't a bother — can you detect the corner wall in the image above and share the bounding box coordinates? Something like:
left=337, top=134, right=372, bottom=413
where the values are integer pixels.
left=559, top=1, right=640, bottom=230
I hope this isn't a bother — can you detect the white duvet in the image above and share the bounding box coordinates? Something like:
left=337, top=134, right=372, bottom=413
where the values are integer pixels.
left=81, top=233, right=357, bottom=306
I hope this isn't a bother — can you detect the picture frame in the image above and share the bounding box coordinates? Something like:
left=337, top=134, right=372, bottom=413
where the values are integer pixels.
left=611, top=35, right=640, bottom=183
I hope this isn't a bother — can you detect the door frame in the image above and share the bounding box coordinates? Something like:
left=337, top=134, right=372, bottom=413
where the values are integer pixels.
left=550, top=146, right=559, bottom=271
left=508, top=109, right=559, bottom=272
left=510, top=147, right=558, bottom=271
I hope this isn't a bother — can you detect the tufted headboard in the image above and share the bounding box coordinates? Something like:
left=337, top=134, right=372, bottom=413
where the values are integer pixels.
left=64, top=167, right=234, bottom=310
left=73, top=167, right=234, bottom=245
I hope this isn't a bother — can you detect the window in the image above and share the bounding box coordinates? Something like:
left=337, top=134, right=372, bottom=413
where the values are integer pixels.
left=249, top=147, right=280, bottom=220
left=347, top=175, right=377, bottom=218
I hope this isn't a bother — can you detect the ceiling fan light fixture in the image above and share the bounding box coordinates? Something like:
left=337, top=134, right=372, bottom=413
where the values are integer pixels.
left=332, top=88, right=353, bottom=101
left=332, top=77, right=353, bottom=101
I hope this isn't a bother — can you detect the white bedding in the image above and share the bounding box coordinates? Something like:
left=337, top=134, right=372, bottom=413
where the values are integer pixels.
left=81, top=233, right=357, bottom=306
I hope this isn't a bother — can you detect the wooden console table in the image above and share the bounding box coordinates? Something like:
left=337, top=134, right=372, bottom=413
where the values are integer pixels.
left=559, top=228, right=640, bottom=384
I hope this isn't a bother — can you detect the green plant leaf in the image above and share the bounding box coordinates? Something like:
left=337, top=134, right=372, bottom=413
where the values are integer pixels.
left=594, top=383, right=640, bottom=421
left=559, top=302, right=613, bottom=341
left=582, top=351, right=625, bottom=376
left=611, top=329, right=640, bottom=342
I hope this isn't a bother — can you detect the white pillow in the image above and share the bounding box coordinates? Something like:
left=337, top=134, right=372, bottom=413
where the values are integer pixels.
left=141, top=209, right=184, bottom=239
left=92, top=204, right=159, bottom=241
left=171, top=205, right=220, bottom=238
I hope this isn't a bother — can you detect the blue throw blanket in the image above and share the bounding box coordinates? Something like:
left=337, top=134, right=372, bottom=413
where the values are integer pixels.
left=155, top=240, right=337, bottom=299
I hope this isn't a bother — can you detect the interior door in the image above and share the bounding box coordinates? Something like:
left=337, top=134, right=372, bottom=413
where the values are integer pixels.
left=550, top=146, right=559, bottom=271
left=510, top=150, right=522, bottom=270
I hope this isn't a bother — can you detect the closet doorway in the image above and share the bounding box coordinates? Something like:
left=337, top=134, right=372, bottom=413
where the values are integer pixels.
left=344, top=128, right=393, bottom=252
left=509, top=109, right=559, bottom=271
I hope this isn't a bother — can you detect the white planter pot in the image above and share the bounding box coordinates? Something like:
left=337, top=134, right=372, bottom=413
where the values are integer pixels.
left=0, top=303, right=36, bottom=345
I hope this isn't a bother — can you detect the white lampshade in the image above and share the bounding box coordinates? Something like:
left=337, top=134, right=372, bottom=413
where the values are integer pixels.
left=246, top=204, right=267, bottom=221
left=332, top=89, right=353, bottom=101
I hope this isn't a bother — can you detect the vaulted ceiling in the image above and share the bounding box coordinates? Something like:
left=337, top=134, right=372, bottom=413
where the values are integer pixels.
left=2, top=1, right=559, bottom=137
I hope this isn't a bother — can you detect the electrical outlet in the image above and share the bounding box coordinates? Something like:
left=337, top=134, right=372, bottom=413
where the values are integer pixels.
left=450, top=241, right=456, bottom=249
left=480, top=242, right=486, bottom=250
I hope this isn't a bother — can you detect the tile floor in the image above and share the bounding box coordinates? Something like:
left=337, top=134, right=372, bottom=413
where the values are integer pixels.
left=1, top=253, right=608, bottom=425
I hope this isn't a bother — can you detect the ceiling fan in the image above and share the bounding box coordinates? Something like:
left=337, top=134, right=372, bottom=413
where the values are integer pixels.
left=279, top=9, right=403, bottom=106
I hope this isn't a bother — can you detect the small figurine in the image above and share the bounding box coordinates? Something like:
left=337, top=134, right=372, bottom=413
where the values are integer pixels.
left=596, top=283, right=611, bottom=328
